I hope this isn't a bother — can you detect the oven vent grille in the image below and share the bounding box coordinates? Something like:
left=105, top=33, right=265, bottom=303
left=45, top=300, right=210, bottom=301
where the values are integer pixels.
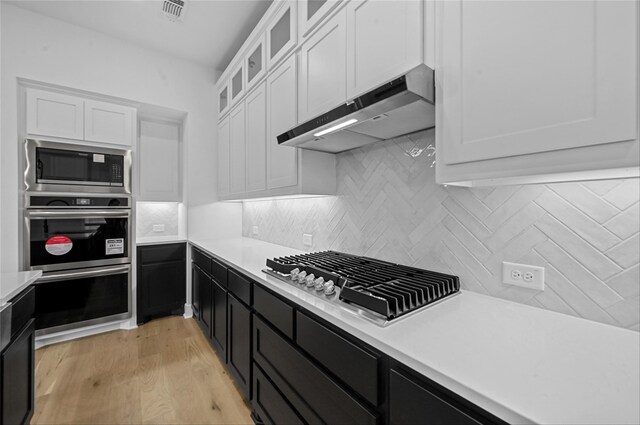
left=162, top=0, right=186, bottom=22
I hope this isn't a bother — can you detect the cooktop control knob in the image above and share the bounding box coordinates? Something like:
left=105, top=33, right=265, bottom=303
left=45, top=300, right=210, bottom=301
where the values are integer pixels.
left=290, top=268, right=300, bottom=280
left=296, top=270, right=307, bottom=283
left=305, top=273, right=316, bottom=287
left=314, top=276, right=325, bottom=291
left=324, top=281, right=336, bottom=296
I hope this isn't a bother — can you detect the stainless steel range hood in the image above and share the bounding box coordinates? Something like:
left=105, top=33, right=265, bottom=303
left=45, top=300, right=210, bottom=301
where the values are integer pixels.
left=277, top=64, right=435, bottom=153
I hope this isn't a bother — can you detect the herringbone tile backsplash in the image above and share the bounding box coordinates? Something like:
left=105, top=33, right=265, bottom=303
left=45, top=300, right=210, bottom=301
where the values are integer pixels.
left=242, top=131, right=640, bottom=330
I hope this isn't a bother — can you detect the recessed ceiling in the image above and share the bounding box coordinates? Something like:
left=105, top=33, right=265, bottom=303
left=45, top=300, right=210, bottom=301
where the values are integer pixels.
left=7, top=0, right=273, bottom=71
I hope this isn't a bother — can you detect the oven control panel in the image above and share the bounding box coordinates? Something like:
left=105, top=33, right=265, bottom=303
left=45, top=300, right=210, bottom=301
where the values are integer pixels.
left=26, top=195, right=130, bottom=208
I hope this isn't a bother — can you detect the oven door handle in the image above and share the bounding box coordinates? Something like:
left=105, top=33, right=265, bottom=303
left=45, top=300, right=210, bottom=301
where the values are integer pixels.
left=26, top=210, right=131, bottom=219
left=36, top=265, right=131, bottom=283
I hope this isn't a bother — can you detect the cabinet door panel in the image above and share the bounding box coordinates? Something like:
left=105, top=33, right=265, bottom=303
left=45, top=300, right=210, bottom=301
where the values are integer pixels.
left=212, top=279, right=227, bottom=361
left=227, top=295, right=251, bottom=399
left=246, top=35, right=266, bottom=91
left=266, top=56, right=298, bottom=189
left=267, top=2, right=298, bottom=69
left=138, top=261, right=186, bottom=322
left=298, top=8, right=347, bottom=122
left=346, top=0, right=422, bottom=98
left=191, top=264, right=201, bottom=319
left=200, top=271, right=213, bottom=338
left=439, top=0, right=638, bottom=165
left=299, top=0, right=342, bottom=39
left=217, top=116, right=231, bottom=198
left=229, top=105, right=247, bottom=194
left=26, top=89, right=84, bottom=140
left=138, top=120, right=181, bottom=202
left=245, top=83, right=267, bottom=192
left=84, top=99, right=135, bottom=146
left=1, top=320, right=35, bottom=425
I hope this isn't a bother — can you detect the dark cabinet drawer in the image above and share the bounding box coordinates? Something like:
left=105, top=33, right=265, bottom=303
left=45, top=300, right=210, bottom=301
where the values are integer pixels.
left=210, top=257, right=228, bottom=288
left=389, top=367, right=503, bottom=425
left=253, top=363, right=304, bottom=425
left=228, top=270, right=251, bottom=305
left=138, top=243, right=185, bottom=264
left=192, top=248, right=212, bottom=275
left=254, top=316, right=377, bottom=425
left=10, top=286, right=35, bottom=339
left=253, top=285, right=294, bottom=339
left=296, top=312, right=380, bottom=406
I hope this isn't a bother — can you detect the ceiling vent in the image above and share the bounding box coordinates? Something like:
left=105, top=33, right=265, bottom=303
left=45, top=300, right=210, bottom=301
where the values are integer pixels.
left=161, top=0, right=186, bottom=22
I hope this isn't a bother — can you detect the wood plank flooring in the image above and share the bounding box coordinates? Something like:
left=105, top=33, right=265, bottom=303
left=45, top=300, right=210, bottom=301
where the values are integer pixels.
left=31, top=317, right=253, bottom=424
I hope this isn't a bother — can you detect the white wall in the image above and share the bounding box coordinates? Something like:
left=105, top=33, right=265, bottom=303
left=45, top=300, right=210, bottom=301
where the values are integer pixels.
left=0, top=3, right=241, bottom=273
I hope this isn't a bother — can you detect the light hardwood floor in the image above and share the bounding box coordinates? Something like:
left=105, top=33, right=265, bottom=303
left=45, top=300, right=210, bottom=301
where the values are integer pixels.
left=31, top=316, right=253, bottom=424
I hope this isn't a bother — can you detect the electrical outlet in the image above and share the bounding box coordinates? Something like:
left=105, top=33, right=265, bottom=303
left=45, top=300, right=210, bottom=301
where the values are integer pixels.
left=502, top=261, right=544, bottom=291
left=252, top=226, right=259, bottom=236
left=152, top=224, right=165, bottom=233
left=303, top=233, right=313, bottom=246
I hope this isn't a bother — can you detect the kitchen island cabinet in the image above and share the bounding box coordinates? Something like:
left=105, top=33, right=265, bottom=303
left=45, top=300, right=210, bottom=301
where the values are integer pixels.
left=0, top=286, right=36, bottom=425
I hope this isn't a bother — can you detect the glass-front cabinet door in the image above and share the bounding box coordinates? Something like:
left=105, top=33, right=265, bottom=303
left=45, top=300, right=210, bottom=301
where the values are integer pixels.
left=245, top=35, right=266, bottom=91
left=218, top=83, right=229, bottom=117
left=267, top=1, right=297, bottom=69
left=230, top=63, right=245, bottom=106
left=299, top=0, right=342, bottom=39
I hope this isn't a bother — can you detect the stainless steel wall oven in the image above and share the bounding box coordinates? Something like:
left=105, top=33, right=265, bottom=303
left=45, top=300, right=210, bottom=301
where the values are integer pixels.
left=24, top=139, right=133, bottom=336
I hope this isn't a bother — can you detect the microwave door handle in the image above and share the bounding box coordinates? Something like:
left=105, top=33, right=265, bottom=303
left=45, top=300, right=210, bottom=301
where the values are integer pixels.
left=26, top=210, right=130, bottom=219
left=35, top=265, right=131, bottom=283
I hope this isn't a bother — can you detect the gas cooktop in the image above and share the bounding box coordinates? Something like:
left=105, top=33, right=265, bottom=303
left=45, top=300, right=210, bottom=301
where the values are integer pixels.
left=263, top=251, right=460, bottom=326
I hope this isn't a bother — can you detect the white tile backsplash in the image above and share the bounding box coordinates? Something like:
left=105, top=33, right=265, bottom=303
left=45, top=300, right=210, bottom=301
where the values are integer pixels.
left=243, top=133, right=640, bottom=330
left=136, top=202, right=181, bottom=238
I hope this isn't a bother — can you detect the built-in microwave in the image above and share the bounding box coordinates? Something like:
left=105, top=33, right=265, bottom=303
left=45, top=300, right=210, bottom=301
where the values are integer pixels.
left=24, top=139, right=132, bottom=194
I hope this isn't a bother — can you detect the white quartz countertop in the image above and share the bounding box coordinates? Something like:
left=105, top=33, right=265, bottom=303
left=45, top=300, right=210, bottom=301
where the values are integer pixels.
left=0, top=270, right=42, bottom=308
left=190, top=237, right=640, bottom=425
left=136, top=236, right=187, bottom=246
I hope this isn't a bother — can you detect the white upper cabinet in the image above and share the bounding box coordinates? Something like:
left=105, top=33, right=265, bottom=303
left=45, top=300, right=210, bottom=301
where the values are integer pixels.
left=217, top=116, right=231, bottom=198
left=267, top=55, right=298, bottom=189
left=245, top=82, right=268, bottom=193
left=298, top=0, right=342, bottom=39
left=298, top=8, right=347, bottom=122
left=267, top=1, right=298, bottom=69
left=346, top=0, right=422, bottom=98
left=229, top=104, right=247, bottom=194
left=245, top=35, right=266, bottom=91
left=436, top=0, right=639, bottom=184
left=26, top=89, right=84, bottom=140
left=26, top=88, right=136, bottom=146
left=218, top=82, right=230, bottom=117
left=84, top=99, right=135, bottom=146
left=138, top=120, right=181, bottom=202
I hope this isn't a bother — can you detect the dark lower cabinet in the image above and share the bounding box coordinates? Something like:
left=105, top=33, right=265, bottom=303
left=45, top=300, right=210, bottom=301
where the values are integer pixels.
left=189, top=245, right=505, bottom=425
left=211, top=279, right=227, bottom=361
left=199, top=267, right=214, bottom=339
left=1, top=319, right=35, bottom=425
left=227, top=295, right=251, bottom=399
left=137, top=243, right=186, bottom=325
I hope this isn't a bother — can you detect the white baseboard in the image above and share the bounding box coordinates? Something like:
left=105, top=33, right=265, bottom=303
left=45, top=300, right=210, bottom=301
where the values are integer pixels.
left=183, top=303, right=193, bottom=319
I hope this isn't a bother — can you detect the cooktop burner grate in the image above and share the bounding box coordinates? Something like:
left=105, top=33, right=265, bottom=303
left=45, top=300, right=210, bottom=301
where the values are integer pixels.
left=265, top=250, right=460, bottom=322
